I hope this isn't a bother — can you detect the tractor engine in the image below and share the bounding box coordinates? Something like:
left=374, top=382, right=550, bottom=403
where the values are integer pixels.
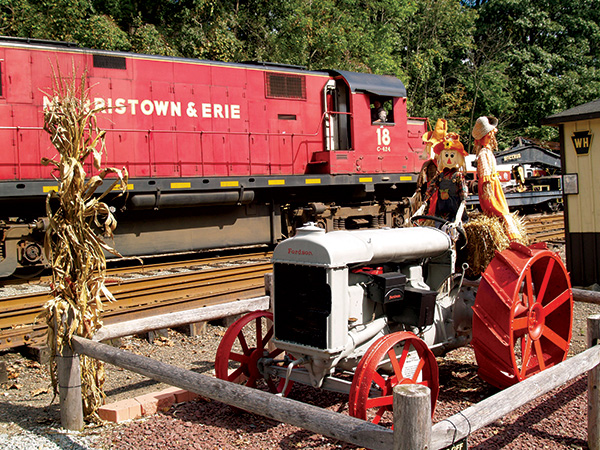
left=271, top=224, right=474, bottom=388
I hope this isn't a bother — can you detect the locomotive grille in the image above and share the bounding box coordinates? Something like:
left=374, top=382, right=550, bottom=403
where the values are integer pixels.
left=274, top=263, right=331, bottom=349
left=266, top=72, right=306, bottom=100
left=93, top=54, right=126, bottom=70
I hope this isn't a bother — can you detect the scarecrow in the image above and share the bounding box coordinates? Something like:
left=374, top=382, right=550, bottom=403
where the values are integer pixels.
left=421, top=118, right=447, bottom=160
left=412, top=158, right=439, bottom=214
left=423, top=133, right=468, bottom=224
left=471, top=116, right=522, bottom=241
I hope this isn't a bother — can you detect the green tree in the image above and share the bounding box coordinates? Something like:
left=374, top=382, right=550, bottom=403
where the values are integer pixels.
left=396, top=0, right=477, bottom=137
left=474, top=0, right=600, bottom=140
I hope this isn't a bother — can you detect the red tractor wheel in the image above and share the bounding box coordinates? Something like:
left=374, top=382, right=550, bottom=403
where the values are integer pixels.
left=349, top=332, right=439, bottom=426
left=215, top=310, right=293, bottom=395
left=472, top=242, right=573, bottom=389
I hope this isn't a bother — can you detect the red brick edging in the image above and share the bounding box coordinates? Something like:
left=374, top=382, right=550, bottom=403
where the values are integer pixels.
left=98, top=387, right=199, bottom=423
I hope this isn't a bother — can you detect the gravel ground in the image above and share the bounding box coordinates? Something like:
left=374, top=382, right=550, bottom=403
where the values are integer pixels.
left=1, top=242, right=598, bottom=449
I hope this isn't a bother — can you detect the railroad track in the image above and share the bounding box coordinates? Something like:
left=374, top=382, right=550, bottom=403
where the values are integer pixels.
left=0, top=214, right=565, bottom=352
left=0, top=253, right=272, bottom=350
left=525, top=212, right=565, bottom=243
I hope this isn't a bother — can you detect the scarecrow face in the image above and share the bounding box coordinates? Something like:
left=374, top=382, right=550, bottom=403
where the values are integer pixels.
left=440, top=148, right=460, bottom=170
left=433, top=134, right=465, bottom=171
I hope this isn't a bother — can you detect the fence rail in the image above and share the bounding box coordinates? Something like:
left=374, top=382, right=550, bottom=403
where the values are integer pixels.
left=59, top=306, right=600, bottom=450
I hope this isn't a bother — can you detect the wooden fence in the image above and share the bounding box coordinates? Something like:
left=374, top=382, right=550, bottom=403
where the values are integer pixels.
left=60, top=305, right=600, bottom=450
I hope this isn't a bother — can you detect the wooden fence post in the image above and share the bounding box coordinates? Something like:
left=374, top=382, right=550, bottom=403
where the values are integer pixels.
left=393, top=384, right=431, bottom=450
left=588, top=314, right=600, bottom=450
left=57, top=344, right=84, bottom=431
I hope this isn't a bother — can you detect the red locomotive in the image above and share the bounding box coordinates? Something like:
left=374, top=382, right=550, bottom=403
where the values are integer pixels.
left=0, top=37, right=427, bottom=277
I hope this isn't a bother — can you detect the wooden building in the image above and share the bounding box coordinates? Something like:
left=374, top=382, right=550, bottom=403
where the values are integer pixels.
left=542, top=99, right=600, bottom=287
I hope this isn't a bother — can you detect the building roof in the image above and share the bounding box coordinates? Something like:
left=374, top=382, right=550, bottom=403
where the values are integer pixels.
left=542, top=98, right=600, bottom=125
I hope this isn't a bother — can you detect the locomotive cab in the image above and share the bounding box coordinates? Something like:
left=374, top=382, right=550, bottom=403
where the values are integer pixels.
left=313, top=70, right=416, bottom=175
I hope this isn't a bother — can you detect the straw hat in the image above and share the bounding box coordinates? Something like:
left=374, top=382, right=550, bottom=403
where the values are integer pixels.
left=472, top=116, right=498, bottom=140
left=433, top=132, right=467, bottom=157
left=422, top=118, right=448, bottom=145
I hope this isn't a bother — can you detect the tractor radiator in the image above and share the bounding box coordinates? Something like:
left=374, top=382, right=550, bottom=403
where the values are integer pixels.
left=273, top=263, right=331, bottom=349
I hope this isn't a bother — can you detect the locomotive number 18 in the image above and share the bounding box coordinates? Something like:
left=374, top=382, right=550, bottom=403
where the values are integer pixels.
left=376, top=128, right=392, bottom=152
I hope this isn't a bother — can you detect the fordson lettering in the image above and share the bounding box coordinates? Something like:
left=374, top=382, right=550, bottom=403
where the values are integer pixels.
left=287, top=248, right=313, bottom=256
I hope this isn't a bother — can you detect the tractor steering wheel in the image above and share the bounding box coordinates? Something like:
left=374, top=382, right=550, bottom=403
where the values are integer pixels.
left=410, top=214, right=467, bottom=242
left=410, top=214, right=450, bottom=227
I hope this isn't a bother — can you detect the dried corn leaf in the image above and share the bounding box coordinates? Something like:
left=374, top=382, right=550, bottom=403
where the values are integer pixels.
left=42, top=66, right=127, bottom=422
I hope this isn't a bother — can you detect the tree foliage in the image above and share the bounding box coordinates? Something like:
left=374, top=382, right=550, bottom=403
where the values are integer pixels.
left=1, top=0, right=599, bottom=147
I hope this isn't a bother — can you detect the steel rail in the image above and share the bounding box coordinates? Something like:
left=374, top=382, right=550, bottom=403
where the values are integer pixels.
left=1, top=251, right=272, bottom=286
left=0, top=261, right=272, bottom=350
left=525, top=212, right=565, bottom=243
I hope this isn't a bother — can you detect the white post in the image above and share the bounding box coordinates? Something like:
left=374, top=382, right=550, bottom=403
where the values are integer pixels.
left=393, top=384, right=431, bottom=450
left=588, top=314, right=600, bottom=450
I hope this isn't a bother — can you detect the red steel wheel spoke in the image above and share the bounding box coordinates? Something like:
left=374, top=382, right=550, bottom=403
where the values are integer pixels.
left=542, top=326, right=569, bottom=351
left=228, top=366, right=245, bottom=383
left=396, top=341, right=410, bottom=368
left=419, top=379, right=432, bottom=388
left=512, top=316, right=528, bottom=332
left=263, top=325, right=274, bottom=345
left=542, top=289, right=571, bottom=316
left=371, top=371, right=387, bottom=391
left=229, top=352, right=249, bottom=363
left=388, top=348, right=403, bottom=380
left=535, top=258, right=555, bottom=303
left=534, top=339, right=546, bottom=371
left=266, top=378, right=278, bottom=392
left=238, top=332, right=249, bottom=354
left=366, top=394, right=393, bottom=410
left=411, top=358, right=426, bottom=383
left=246, top=376, right=258, bottom=388
left=524, top=269, right=535, bottom=306
left=371, top=406, right=387, bottom=425
left=519, top=338, right=533, bottom=378
left=255, top=318, right=263, bottom=348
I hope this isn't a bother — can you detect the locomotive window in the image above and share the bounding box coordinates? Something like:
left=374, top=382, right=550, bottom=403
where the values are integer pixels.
left=370, top=96, right=394, bottom=124
left=278, top=114, right=296, bottom=120
left=266, top=72, right=306, bottom=100
left=93, top=54, right=126, bottom=70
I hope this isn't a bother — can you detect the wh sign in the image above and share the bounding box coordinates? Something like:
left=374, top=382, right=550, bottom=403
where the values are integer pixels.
left=571, top=130, right=592, bottom=155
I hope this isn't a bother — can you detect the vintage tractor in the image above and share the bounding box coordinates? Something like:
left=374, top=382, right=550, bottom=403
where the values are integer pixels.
left=215, top=218, right=573, bottom=425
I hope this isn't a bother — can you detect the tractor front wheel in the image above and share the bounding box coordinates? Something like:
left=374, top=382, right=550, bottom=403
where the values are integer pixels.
left=348, top=332, right=439, bottom=427
left=215, top=310, right=293, bottom=395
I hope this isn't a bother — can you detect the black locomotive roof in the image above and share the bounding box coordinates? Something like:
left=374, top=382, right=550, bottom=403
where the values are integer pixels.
left=329, top=70, right=407, bottom=98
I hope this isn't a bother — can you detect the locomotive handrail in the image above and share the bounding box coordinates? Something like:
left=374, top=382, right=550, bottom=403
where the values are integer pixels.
left=5, top=114, right=337, bottom=181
